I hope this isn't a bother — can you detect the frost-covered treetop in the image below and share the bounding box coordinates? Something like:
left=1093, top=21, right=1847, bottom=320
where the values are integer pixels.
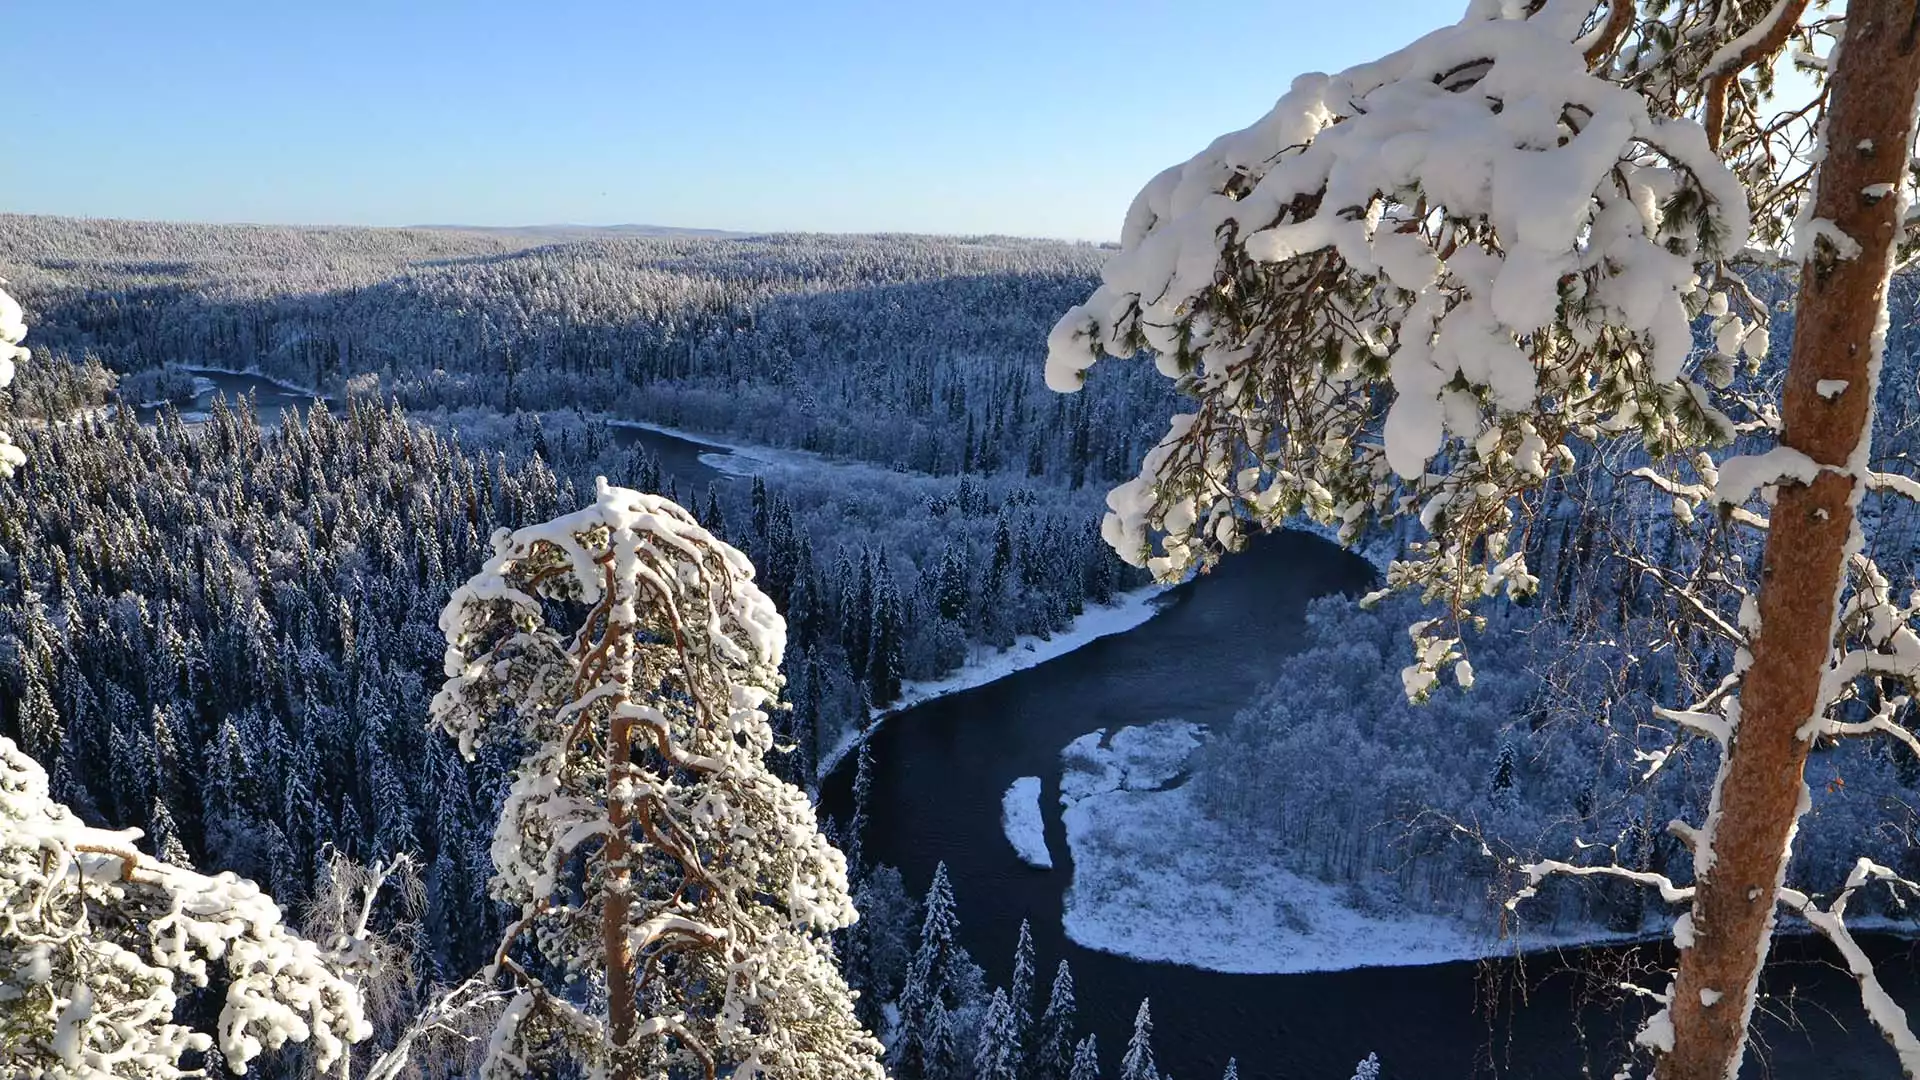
left=1046, top=1, right=1757, bottom=693
left=433, top=479, right=883, bottom=1080
left=0, top=736, right=369, bottom=1078
left=434, top=476, right=787, bottom=762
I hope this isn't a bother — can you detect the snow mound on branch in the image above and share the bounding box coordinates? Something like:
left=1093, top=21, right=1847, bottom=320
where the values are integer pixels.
left=1001, top=777, right=1052, bottom=870
left=0, top=736, right=369, bottom=1077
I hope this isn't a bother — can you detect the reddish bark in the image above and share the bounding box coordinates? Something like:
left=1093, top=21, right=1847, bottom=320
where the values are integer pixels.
left=605, top=643, right=638, bottom=1080
left=1661, top=3, right=1920, bottom=1077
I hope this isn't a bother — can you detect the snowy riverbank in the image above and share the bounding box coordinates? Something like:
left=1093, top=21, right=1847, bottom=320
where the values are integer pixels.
left=1057, top=720, right=1653, bottom=974
left=180, top=364, right=334, bottom=401
left=604, top=416, right=843, bottom=479
left=822, top=584, right=1171, bottom=774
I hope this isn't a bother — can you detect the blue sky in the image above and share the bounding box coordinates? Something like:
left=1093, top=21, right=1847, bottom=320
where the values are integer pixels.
left=7, top=1, right=1451, bottom=239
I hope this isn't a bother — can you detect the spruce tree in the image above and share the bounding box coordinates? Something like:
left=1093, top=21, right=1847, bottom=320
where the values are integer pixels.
left=867, top=554, right=904, bottom=706
left=1069, top=1034, right=1102, bottom=1080
left=751, top=474, right=770, bottom=542
left=1120, top=998, right=1158, bottom=1080
left=1009, top=917, right=1037, bottom=1051
left=974, top=986, right=1021, bottom=1080
left=847, top=740, right=873, bottom=876
left=1489, top=741, right=1518, bottom=809
left=1034, top=959, right=1079, bottom=1080
left=893, top=861, right=965, bottom=1079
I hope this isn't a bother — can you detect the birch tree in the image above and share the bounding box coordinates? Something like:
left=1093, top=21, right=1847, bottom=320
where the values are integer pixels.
left=432, top=479, right=884, bottom=1080
left=1046, top=1, right=1920, bottom=1076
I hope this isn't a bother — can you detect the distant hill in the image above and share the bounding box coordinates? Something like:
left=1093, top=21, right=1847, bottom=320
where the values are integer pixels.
left=409, top=222, right=753, bottom=241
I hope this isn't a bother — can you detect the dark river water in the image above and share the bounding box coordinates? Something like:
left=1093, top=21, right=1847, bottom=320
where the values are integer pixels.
left=812, top=531, right=1920, bottom=1080
left=160, top=371, right=1917, bottom=1079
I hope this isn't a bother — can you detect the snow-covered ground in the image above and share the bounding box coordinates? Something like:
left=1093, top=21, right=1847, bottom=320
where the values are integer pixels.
left=1058, top=720, right=1636, bottom=974
left=1000, top=777, right=1052, bottom=869
left=821, top=585, right=1170, bottom=773
left=603, top=416, right=841, bottom=479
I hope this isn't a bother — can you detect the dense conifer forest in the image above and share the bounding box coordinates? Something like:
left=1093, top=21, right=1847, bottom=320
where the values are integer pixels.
left=8, top=213, right=1920, bottom=1078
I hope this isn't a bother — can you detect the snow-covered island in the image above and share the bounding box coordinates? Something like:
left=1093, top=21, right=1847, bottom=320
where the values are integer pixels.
left=1000, top=776, right=1052, bottom=869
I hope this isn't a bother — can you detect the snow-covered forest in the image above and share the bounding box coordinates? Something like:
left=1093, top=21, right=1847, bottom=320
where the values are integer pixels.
left=13, top=0, right=1920, bottom=1076
left=8, top=196, right=1920, bottom=1075
left=0, top=216, right=1170, bottom=483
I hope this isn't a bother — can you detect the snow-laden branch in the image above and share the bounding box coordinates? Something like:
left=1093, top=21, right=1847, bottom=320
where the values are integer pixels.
left=0, top=737, right=368, bottom=1078
left=362, top=977, right=508, bottom=1080
left=1867, top=469, right=1920, bottom=503
left=0, top=280, right=29, bottom=475
left=1702, top=0, right=1812, bottom=79
left=1811, top=697, right=1920, bottom=761
left=1046, top=6, right=1754, bottom=696
left=1508, top=858, right=1697, bottom=910
left=1776, top=859, right=1920, bottom=1075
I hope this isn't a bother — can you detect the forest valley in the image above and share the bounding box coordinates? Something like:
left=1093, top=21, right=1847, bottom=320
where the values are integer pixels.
left=11, top=2, right=1920, bottom=1077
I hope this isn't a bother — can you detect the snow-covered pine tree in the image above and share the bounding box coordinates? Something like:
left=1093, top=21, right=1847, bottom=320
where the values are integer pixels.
left=1120, top=999, right=1158, bottom=1080
left=1009, top=917, right=1037, bottom=1049
left=1069, top=1034, right=1102, bottom=1080
left=1221, top=1057, right=1239, bottom=1080
left=0, top=736, right=371, bottom=1078
left=432, top=479, right=884, bottom=1080
left=1350, top=1050, right=1382, bottom=1080
left=0, top=278, right=376, bottom=1080
left=919, top=998, right=961, bottom=1080
left=0, top=279, right=30, bottom=477
left=848, top=740, right=874, bottom=876
left=1046, top=2, right=1920, bottom=1075
left=1033, top=959, right=1078, bottom=1080
left=867, top=555, right=905, bottom=707
left=893, top=861, right=965, bottom=1079
left=973, top=986, right=1021, bottom=1080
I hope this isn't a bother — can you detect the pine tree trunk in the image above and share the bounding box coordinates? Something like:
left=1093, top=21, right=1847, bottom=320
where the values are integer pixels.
left=1661, top=5, right=1920, bottom=1076
left=605, top=711, right=639, bottom=1080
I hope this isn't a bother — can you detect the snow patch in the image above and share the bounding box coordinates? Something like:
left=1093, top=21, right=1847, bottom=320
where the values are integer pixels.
left=1000, top=777, right=1052, bottom=870
left=1714, top=447, right=1823, bottom=506
left=1794, top=216, right=1863, bottom=261
left=1057, top=721, right=1651, bottom=974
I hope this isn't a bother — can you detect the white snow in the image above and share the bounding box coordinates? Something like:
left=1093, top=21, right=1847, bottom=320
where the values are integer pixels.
left=1714, top=446, right=1823, bottom=506
left=603, top=416, right=837, bottom=479
left=1045, top=9, right=1750, bottom=548
left=1000, top=777, right=1052, bottom=870
left=821, top=585, right=1171, bottom=774
left=1056, top=721, right=1649, bottom=974
left=1817, top=379, right=1851, bottom=399
left=1794, top=216, right=1864, bottom=262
